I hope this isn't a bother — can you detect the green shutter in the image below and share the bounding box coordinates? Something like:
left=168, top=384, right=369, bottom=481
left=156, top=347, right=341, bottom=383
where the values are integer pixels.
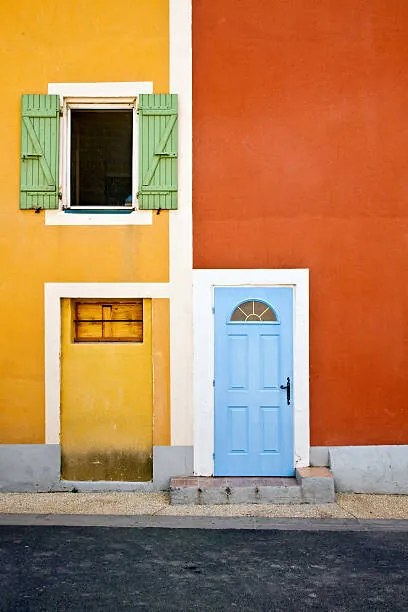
left=138, top=94, right=178, bottom=210
left=20, top=94, right=60, bottom=210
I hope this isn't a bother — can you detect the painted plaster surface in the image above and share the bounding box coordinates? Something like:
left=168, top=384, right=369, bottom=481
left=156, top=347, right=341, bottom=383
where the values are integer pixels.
left=193, top=0, right=408, bottom=446
left=0, top=0, right=170, bottom=444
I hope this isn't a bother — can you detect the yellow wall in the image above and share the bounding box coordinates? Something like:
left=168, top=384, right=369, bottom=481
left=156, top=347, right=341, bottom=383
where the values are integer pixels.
left=0, top=0, right=170, bottom=443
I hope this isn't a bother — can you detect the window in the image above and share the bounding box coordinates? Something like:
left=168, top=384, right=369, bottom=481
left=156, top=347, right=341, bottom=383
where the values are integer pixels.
left=230, top=300, right=277, bottom=322
left=69, top=107, right=133, bottom=209
left=73, top=300, right=143, bottom=342
left=19, top=88, right=178, bottom=212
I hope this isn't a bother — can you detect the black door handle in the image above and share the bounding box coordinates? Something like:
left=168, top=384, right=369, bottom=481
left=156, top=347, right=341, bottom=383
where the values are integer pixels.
left=280, top=377, right=291, bottom=405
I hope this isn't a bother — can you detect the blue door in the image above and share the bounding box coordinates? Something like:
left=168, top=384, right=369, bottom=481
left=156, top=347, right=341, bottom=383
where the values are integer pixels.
left=214, top=287, right=294, bottom=476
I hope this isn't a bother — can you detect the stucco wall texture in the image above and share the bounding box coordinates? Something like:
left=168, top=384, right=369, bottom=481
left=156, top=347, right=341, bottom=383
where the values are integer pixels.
left=0, top=0, right=170, bottom=443
left=193, top=1, right=408, bottom=445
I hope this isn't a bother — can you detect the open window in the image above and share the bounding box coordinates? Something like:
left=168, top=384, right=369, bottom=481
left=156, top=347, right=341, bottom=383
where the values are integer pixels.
left=19, top=92, right=178, bottom=212
left=68, top=102, right=134, bottom=209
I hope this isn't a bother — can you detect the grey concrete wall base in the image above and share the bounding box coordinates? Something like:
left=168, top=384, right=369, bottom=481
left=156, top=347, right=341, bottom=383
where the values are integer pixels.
left=310, top=447, right=331, bottom=467
left=296, top=467, right=336, bottom=503
left=311, top=445, right=408, bottom=493
left=4, top=443, right=407, bottom=494
left=0, top=445, right=60, bottom=492
left=153, top=446, right=193, bottom=490
left=0, top=444, right=194, bottom=492
left=329, top=446, right=408, bottom=493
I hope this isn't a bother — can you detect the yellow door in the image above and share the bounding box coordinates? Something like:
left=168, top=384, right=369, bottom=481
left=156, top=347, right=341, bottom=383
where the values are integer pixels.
left=60, top=298, right=153, bottom=481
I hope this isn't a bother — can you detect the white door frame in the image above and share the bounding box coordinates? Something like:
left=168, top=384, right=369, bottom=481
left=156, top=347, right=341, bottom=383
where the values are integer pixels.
left=44, top=282, right=171, bottom=445
left=193, top=269, right=310, bottom=476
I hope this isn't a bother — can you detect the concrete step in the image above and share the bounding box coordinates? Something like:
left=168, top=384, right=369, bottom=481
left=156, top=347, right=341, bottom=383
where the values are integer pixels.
left=169, top=468, right=335, bottom=505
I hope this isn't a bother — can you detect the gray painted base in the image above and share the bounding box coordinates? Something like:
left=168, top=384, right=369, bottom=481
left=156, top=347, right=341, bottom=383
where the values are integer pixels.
left=153, top=445, right=193, bottom=490
left=310, top=446, right=331, bottom=467
left=329, top=446, right=408, bottom=493
left=2, top=444, right=408, bottom=494
left=0, top=445, right=60, bottom=492
left=311, top=445, right=408, bottom=493
left=0, top=444, right=193, bottom=492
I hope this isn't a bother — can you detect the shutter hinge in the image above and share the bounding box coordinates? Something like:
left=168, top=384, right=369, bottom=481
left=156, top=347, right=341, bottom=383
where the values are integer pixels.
left=212, top=452, right=215, bottom=460
left=212, top=379, right=215, bottom=387
left=59, top=108, right=63, bottom=117
left=212, top=306, right=215, bottom=314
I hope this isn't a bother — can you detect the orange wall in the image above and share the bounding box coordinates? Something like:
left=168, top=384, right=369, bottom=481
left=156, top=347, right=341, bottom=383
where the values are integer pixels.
left=0, top=0, right=170, bottom=443
left=193, top=0, right=408, bottom=445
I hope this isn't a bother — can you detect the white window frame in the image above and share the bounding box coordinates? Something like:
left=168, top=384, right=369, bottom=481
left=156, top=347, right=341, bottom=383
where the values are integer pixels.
left=63, top=97, right=137, bottom=211
left=46, top=82, right=153, bottom=226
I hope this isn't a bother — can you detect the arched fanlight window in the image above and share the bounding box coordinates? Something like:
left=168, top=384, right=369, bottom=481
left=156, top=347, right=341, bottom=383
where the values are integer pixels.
left=230, top=300, right=277, bottom=322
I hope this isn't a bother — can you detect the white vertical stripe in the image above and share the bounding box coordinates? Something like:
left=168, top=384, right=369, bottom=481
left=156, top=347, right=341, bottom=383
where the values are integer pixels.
left=44, top=285, right=62, bottom=444
left=169, top=0, right=193, bottom=445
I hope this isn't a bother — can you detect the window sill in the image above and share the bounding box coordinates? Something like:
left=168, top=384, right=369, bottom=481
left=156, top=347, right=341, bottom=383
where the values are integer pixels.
left=45, top=209, right=153, bottom=226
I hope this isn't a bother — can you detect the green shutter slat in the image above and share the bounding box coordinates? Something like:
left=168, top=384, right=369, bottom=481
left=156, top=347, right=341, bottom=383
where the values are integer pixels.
left=20, top=94, right=60, bottom=210
left=138, top=94, right=178, bottom=210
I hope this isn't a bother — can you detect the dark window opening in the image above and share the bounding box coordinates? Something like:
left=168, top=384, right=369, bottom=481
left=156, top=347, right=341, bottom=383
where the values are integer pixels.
left=70, top=110, right=132, bottom=207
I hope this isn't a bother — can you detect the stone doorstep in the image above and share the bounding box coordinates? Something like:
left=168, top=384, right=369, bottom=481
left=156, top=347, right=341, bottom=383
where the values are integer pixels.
left=169, top=468, right=335, bottom=506
left=296, top=467, right=335, bottom=504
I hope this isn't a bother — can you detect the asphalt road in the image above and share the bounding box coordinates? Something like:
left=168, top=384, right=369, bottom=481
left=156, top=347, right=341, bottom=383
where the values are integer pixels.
left=0, top=526, right=407, bottom=611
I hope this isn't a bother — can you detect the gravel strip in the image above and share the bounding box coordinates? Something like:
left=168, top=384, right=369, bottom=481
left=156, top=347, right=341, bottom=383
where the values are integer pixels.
left=0, top=492, right=407, bottom=519
left=158, top=502, right=350, bottom=518
left=337, top=493, right=408, bottom=519
left=0, top=492, right=168, bottom=515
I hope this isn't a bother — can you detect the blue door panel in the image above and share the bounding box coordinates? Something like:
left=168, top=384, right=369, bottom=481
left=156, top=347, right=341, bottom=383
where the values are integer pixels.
left=259, top=335, right=279, bottom=389
left=228, top=335, right=248, bottom=389
left=260, top=406, right=279, bottom=452
left=214, top=287, right=294, bottom=476
left=228, top=406, right=248, bottom=453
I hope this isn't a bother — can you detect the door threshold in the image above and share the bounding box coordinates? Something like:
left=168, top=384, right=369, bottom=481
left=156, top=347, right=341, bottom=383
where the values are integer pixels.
left=170, top=468, right=335, bottom=505
left=52, top=480, right=155, bottom=493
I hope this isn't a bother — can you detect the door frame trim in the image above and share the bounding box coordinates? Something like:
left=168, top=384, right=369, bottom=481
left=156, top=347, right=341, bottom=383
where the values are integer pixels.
left=44, top=282, right=170, bottom=444
left=193, top=269, right=310, bottom=476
